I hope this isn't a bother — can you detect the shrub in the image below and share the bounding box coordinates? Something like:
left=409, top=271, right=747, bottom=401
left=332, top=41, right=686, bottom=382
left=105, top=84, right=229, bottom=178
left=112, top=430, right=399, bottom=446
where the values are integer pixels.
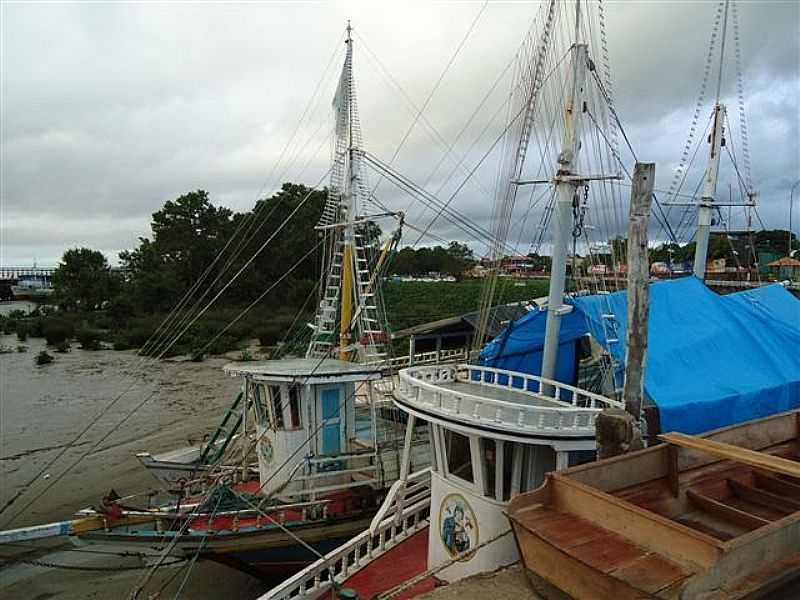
left=28, top=317, right=45, bottom=338
left=2, top=319, right=15, bottom=335
left=44, top=319, right=75, bottom=345
left=36, top=350, right=54, bottom=365
left=0, top=346, right=13, bottom=354
left=55, top=340, right=71, bottom=353
left=77, top=328, right=102, bottom=350
left=16, top=345, right=27, bottom=353
left=255, top=321, right=291, bottom=347
left=15, top=322, right=28, bottom=341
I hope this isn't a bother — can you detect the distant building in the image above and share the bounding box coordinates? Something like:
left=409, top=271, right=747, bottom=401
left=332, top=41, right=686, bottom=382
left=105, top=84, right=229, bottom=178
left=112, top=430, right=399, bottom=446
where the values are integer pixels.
left=500, top=256, right=534, bottom=277
left=767, top=256, right=800, bottom=281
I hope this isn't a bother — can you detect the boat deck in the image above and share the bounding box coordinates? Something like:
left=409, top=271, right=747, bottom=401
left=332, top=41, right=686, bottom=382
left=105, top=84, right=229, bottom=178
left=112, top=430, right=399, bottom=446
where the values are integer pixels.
left=342, top=527, right=435, bottom=599
left=436, top=381, right=565, bottom=408
left=513, top=506, right=695, bottom=598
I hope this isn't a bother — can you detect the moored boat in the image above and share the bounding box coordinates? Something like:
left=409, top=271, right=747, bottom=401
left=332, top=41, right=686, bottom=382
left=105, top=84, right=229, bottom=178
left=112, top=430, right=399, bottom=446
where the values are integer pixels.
left=508, top=409, right=800, bottom=599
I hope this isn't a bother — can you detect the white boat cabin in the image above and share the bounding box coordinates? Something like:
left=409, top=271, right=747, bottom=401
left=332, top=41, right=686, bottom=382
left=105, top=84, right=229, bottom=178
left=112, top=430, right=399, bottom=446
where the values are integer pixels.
left=223, top=359, right=428, bottom=501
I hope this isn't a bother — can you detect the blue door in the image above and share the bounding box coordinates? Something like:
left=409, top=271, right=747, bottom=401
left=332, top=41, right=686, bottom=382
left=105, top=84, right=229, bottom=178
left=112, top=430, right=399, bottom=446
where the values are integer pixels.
left=320, top=387, right=341, bottom=455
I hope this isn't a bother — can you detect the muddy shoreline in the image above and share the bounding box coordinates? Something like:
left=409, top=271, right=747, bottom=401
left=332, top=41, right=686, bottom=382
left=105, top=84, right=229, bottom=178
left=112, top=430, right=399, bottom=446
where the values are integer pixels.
left=0, top=334, right=270, bottom=598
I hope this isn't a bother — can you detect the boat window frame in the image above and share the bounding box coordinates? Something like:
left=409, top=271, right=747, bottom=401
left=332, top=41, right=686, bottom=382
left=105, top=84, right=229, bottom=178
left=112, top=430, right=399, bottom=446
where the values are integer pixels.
left=268, top=384, right=285, bottom=430
left=442, top=429, right=477, bottom=489
left=481, top=437, right=497, bottom=499
left=251, top=381, right=270, bottom=427
left=287, top=384, right=302, bottom=430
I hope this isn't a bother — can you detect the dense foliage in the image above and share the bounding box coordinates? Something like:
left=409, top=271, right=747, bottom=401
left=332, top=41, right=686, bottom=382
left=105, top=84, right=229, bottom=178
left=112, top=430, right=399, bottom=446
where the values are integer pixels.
left=30, top=183, right=496, bottom=357
left=390, top=242, right=476, bottom=278
left=52, top=248, right=119, bottom=310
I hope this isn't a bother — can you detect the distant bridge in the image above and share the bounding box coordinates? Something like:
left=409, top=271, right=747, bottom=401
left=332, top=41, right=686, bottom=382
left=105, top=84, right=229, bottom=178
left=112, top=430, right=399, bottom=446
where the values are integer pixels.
left=0, top=266, right=57, bottom=279
left=0, top=266, right=129, bottom=281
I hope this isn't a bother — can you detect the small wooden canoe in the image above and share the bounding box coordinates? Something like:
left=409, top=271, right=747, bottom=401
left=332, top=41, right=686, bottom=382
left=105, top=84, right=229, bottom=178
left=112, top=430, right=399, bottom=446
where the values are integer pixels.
left=507, top=410, right=800, bottom=599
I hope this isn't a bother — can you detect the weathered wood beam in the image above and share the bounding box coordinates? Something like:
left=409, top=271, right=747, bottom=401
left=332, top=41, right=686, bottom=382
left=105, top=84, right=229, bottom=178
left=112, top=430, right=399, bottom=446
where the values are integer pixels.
left=752, top=470, right=800, bottom=498
left=623, top=162, right=655, bottom=421
left=686, top=488, right=770, bottom=530
left=659, top=432, right=800, bottom=480
left=727, top=479, right=800, bottom=514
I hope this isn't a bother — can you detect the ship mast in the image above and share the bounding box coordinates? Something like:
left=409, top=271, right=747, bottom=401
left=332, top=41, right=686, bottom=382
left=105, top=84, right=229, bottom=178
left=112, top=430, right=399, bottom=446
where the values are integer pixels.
left=540, top=1, right=590, bottom=384
left=307, top=22, right=388, bottom=363
left=693, top=0, right=730, bottom=280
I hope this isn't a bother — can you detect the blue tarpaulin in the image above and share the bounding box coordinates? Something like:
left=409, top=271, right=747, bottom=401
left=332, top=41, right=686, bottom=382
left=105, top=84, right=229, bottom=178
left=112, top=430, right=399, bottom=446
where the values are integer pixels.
left=480, top=277, right=800, bottom=434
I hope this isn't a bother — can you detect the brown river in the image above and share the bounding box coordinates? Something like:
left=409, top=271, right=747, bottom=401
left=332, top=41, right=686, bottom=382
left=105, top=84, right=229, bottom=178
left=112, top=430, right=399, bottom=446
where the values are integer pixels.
left=0, top=304, right=271, bottom=598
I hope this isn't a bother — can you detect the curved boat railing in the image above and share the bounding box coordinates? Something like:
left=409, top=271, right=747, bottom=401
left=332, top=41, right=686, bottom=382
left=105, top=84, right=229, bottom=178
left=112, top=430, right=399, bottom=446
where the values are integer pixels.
left=395, top=364, right=622, bottom=436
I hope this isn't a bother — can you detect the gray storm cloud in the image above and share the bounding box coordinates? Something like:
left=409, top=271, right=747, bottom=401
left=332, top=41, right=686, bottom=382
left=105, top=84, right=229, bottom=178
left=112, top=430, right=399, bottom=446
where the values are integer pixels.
left=1, top=1, right=798, bottom=265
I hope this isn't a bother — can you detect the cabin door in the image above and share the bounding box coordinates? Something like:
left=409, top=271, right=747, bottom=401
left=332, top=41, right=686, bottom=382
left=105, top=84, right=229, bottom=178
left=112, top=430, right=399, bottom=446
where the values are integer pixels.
left=319, top=387, right=342, bottom=455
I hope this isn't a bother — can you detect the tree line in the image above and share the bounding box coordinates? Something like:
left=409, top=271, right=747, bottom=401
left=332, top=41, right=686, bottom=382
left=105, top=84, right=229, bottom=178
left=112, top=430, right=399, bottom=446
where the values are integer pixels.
left=43, top=184, right=478, bottom=355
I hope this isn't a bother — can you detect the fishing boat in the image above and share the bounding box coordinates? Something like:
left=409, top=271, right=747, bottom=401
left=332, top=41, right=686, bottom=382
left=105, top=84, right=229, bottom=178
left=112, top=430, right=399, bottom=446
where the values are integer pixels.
left=67, top=358, right=431, bottom=575
left=508, top=409, right=800, bottom=599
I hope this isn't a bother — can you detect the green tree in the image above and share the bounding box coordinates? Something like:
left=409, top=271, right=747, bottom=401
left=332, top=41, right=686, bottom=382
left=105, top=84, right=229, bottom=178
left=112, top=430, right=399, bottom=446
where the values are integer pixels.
left=52, top=248, right=116, bottom=310
left=120, top=190, right=235, bottom=312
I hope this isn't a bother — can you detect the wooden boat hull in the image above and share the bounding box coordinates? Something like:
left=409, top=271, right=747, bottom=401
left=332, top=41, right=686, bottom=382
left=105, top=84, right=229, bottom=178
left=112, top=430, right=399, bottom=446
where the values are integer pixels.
left=508, top=410, right=800, bottom=599
left=74, top=512, right=376, bottom=575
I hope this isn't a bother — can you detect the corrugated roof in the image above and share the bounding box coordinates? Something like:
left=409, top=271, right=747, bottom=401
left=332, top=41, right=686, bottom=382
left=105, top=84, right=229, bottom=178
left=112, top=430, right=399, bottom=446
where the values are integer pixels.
left=767, top=256, right=800, bottom=267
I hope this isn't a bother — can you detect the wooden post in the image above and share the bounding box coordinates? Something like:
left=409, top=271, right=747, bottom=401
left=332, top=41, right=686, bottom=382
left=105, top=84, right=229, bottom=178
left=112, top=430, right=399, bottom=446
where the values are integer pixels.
left=623, top=162, right=655, bottom=421
left=408, top=335, right=416, bottom=366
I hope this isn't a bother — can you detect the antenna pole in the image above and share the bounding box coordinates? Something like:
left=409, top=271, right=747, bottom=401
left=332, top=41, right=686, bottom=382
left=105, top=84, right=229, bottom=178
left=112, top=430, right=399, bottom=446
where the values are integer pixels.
left=540, top=41, right=589, bottom=386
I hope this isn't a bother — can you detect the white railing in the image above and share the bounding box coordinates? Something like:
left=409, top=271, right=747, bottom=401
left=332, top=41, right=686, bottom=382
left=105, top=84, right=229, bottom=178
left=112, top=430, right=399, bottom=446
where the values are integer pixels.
left=366, top=347, right=468, bottom=370
left=261, top=469, right=432, bottom=600
left=396, top=364, right=622, bottom=436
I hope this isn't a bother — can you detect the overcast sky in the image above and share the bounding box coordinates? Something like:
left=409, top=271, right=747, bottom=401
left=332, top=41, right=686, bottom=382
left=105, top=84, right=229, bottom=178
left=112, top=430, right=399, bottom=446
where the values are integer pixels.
left=2, top=0, right=798, bottom=266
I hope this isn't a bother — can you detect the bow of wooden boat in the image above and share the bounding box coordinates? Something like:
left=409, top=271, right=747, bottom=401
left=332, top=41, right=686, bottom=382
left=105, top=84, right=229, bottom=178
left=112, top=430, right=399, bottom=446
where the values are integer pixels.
left=0, top=513, right=159, bottom=545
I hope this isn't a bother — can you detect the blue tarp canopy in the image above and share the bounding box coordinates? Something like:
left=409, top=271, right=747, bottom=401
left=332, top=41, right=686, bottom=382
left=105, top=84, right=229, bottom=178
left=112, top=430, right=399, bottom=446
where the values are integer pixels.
left=480, top=277, right=800, bottom=434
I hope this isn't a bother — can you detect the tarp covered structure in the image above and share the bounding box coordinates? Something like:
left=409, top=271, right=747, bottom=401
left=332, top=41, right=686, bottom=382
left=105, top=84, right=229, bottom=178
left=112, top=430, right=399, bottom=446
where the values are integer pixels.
left=480, top=277, right=800, bottom=434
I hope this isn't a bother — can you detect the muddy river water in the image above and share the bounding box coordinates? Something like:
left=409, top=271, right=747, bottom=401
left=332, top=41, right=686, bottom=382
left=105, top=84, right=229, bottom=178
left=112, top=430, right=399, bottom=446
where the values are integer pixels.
left=0, top=317, right=271, bottom=598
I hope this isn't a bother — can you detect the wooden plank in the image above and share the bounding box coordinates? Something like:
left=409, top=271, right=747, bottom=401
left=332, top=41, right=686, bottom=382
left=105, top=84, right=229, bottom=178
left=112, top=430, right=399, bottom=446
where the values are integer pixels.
left=727, top=479, right=800, bottom=514
left=659, top=432, right=800, bottom=479
left=534, top=513, right=608, bottom=549
left=667, top=443, right=680, bottom=496
left=685, top=488, right=770, bottom=531
left=752, top=470, right=800, bottom=498
left=569, top=533, right=647, bottom=574
left=611, top=552, right=693, bottom=595
left=795, top=411, right=800, bottom=458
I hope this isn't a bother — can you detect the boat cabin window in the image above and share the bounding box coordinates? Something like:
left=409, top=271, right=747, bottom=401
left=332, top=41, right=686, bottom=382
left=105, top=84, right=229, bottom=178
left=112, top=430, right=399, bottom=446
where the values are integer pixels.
left=482, top=438, right=497, bottom=498
left=253, top=383, right=269, bottom=426
left=288, top=385, right=302, bottom=429
left=481, top=439, right=519, bottom=501
left=268, top=385, right=284, bottom=430
left=444, top=430, right=474, bottom=484
left=502, top=441, right=515, bottom=501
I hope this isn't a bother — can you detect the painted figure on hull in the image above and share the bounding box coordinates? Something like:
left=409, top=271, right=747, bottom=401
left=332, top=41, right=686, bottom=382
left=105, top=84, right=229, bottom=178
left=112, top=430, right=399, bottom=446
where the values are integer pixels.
left=440, top=494, right=477, bottom=558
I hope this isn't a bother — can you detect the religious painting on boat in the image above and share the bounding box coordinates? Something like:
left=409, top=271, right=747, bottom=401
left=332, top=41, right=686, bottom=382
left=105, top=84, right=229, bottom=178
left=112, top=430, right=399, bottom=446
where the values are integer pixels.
left=439, top=493, right=478, bottom=560
left=259, top=436, right=274, bottom=465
